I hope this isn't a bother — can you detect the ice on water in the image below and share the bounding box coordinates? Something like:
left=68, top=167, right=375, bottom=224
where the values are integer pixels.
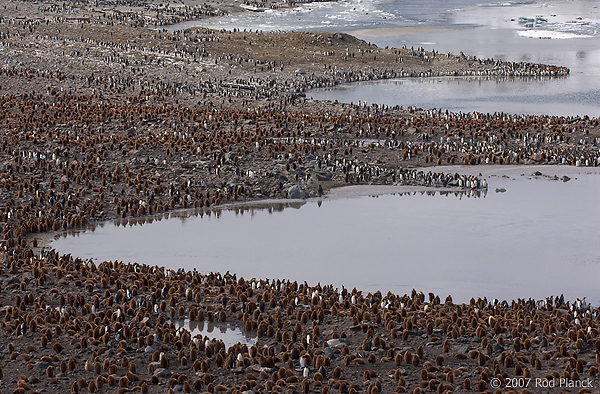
left=167, top=0, right=600, bottom=41
left=517, top=30, right=594, bottom=39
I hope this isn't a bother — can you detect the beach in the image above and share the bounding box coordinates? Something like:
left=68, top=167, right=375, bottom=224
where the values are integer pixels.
left=0, top=0, right=599, bottom=393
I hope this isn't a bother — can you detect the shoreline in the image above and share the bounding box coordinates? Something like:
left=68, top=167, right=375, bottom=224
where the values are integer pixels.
left=0, top=1, right=599, bottom=393
left=42, top=160, right=596, bottom=250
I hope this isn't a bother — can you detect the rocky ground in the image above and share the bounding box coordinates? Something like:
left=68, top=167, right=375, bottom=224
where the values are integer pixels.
left=0, top=1, right=599, bottom=393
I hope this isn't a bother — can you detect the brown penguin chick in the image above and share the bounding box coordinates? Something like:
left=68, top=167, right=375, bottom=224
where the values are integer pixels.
left=463, top=378, right=471, bottom=390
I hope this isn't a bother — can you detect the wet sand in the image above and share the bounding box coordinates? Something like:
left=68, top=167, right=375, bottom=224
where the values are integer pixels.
left=0, top=0, right=599, bottom=393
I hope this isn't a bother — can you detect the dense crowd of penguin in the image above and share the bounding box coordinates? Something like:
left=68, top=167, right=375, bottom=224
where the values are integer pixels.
left=0, top=1, right=598, bottom=393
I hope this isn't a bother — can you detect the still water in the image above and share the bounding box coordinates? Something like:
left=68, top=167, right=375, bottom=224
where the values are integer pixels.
left=173, top=319, right=257, bottom=348
left=310, top=75, right=600, bottom=118
left=167, top=0, right=600, bottom=117
left=51, top=166, right=600, bottom=305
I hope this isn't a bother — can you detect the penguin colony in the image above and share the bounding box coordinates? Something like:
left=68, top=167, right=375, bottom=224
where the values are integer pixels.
left=0, top=0, right=599, bottom=393
left=1, top=259, right=599, bottom=394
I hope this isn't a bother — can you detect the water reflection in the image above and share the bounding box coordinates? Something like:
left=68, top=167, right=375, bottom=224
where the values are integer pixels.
left=54, top=200, right=307, bottom=238
left=53, top=189, right=485, bottom=238
left=172, top=319, right=256, bottom=348
left=50, top=166, right=600, bottom=305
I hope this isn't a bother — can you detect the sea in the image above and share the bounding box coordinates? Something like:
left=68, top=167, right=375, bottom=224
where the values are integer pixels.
left=167, top=0, right=600, bottom=117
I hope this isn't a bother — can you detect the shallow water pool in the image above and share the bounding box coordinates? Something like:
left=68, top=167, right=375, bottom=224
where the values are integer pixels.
left=172, top=319, right=257, bottom=348
left=50, top=165, right=600, bottom=305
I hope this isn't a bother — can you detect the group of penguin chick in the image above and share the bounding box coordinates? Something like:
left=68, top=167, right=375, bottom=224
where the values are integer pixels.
left=0, top=247, right=598, bottom=394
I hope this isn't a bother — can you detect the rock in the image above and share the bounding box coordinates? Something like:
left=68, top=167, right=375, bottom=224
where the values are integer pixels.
left=326, top=338, right=349, bottom=348
left=34, top=361, right=55, bottom=371
left=495, top=188, right=506, bottom=193
left=225, top=151, right=238, bottom=162
left=154, top=368, right=172, bottom=378
left=562, top=175, right=571, bottom=182
left=324, top=347, right=335, bottom=358
left=252, top=365, right=273, bottom=373
left=533, top=171, right=542, bottom=176
left=457, top=345, right=470, bottom=354
left=287, top=185, right=308, bottom=199
left=145, top=344, right=159, bottom=353
left=295, top=68, right=306, bottom=75
left=312, top=171, right=331, bottom=181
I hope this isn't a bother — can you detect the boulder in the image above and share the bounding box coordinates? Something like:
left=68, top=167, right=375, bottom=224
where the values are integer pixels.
left=287, top=185, right=308, bottom=199
left=327, top=338, right=350, bottom=348
left=154, top=368, right=172, bottom=378
left=225, top=151, right=238, bottom=162
left=312, top=171, right=332, bottom=181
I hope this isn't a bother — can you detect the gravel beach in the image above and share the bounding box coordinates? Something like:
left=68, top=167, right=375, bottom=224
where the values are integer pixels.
left=0, top=1, right=599, bottom=393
